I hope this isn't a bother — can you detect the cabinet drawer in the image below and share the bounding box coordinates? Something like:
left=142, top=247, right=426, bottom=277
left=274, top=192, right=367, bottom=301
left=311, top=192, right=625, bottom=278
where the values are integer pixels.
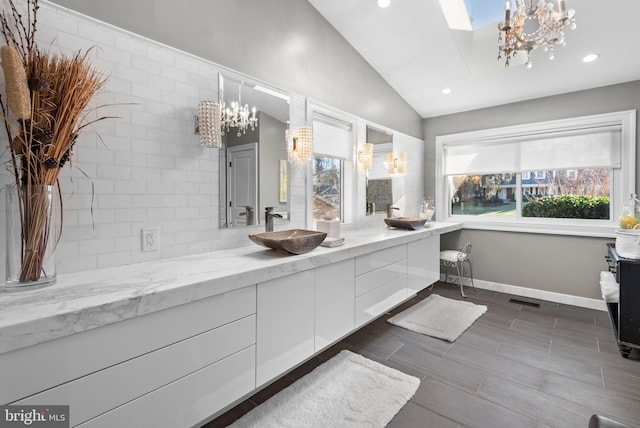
left=355, top=259, right=407, bottom=297
left=355, top=275, right=408, bottom=327
left=1, top=285, right=256, bottom=404
left=77, top=346, right=256, bottom=428
left=355, top=244, right=407, bottom=276
left=17, top=315, right=256, bottom=427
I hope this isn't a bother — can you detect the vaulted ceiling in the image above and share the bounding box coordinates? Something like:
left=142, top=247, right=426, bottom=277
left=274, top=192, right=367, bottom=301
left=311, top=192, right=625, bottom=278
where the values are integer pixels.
left=308, top=0, right=640, bottom=118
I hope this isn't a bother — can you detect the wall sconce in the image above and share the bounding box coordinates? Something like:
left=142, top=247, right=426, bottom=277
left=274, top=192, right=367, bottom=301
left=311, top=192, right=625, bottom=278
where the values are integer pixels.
left=357, top=143, right=374, bottom=171
left=196, top=101, right=222, bottom=148
left=386, top=151, right=407, bottom=175
left=287, top=126, right=314, bottom=164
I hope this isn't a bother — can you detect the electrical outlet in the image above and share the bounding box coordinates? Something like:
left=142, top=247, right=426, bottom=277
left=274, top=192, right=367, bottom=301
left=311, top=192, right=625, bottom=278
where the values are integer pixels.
left=142, top=227, right=160, bottom=252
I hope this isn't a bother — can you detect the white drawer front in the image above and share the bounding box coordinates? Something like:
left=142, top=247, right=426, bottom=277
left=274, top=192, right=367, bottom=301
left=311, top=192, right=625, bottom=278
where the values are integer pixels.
left=356, top=275, right=409, bottom=327
left=355, top=244, right=407, bottom=276
left=1, top=285, right=256, bottom=404
left=17, top=315, right=256, bottom=427
left=256, top=270, right=315, bottom=387
left=355, top=259, right=407, bottom=297
left=315, top=258, right=355, bottom=352
left=408, top=236, right=440, bottom=295
left=77, top=346, right=256, bottom=428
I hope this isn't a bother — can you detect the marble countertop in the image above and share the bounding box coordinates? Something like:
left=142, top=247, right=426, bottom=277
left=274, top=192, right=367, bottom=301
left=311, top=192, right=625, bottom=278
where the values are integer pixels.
left=0, top=222, right=461, bottom=354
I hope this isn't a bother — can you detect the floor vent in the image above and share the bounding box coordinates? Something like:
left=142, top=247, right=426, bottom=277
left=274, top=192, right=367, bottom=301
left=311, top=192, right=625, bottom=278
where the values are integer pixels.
left=509, top=298, right=540, bottom=308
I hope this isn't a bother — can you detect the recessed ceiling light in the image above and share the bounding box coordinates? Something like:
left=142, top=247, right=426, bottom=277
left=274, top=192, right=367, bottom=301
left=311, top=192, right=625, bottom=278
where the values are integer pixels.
left=377, top=0, right=390, bottom=8
left=441, top=88, right=452, bottom=95
left=582, top=53, right=600, bottom=63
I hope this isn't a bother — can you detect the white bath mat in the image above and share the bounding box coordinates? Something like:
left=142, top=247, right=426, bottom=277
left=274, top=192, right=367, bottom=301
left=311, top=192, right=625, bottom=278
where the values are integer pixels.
left=229, top=350, right=420, bottom=427
left=387, top=293, right=487, bottom=342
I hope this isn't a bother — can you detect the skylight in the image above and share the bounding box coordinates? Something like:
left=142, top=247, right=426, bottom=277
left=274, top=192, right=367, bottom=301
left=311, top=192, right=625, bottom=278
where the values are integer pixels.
left=440, top=0, right=506, bottom=31
left=463, top=0, right=505, bottom=29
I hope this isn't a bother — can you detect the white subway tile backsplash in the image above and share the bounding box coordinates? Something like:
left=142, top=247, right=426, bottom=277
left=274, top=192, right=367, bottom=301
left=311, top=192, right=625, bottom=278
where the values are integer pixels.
left=114, top=64, right=147, bottom=85
left=98, top=194, right=133, bottom=209
left=115, top=35, right=148, bottom=57
left=161, top=64, right=188, bottom=83
left=97, top=44, right=132, bottom=67
left=97, top=251, right=133, bottom=269
left=78, top=20, right=117, bottom=47
left=0, top=2, right=308, bottom=278
left=146, top=45, right=175, bottom=66
left=97, top=164, right=132, bottom=180
left=59, top=254, right=98, bottom=272
left=79, top=238, right=117, bottom=255
left=132, top=83, right=162, bottom=102
left=115, top=208, right=148, bottom=223
left=131, top=56, right=163, bottom=74
left=131, top=195, right=162, bottom=208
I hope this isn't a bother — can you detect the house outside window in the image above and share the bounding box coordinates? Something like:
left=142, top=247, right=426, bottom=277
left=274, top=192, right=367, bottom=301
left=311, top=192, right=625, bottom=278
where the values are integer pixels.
left=436, top=111, right=635, bottom=236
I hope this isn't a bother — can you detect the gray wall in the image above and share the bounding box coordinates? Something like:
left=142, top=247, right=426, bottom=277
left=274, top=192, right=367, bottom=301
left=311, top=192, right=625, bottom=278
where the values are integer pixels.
left=426, top=80, right=640, bottom=300
left=49, top=0, right=423, bottom=138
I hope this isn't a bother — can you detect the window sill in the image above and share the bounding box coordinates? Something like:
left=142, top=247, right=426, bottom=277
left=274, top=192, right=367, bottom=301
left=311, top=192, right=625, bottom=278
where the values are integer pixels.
left=455, top=219, right=617, bottom=238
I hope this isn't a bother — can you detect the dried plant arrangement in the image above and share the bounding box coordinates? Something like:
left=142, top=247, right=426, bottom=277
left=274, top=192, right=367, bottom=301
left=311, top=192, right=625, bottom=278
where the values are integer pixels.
left=1, top=0, right=109, bottom=285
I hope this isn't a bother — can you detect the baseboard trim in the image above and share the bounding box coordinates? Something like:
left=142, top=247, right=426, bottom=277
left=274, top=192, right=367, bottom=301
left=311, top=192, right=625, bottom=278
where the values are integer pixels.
left=439, top=275, right=607, bottom=312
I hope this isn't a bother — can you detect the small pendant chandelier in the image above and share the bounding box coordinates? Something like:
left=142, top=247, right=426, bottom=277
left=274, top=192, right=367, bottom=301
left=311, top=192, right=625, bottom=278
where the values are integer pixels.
left=498, top=0, right=576, bottom=68
left=221, top=81, right=258, bottom=137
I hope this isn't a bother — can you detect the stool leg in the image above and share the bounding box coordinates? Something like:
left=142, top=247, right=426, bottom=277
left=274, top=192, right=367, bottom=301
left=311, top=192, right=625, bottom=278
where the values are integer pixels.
left=467, top=259, right=476, bottom=290
left=456, top=262, right=466, bottom=298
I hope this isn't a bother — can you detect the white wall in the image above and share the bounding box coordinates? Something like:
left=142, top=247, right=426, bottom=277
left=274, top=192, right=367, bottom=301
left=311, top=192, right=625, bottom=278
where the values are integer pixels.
left=0, top=1, right=423, bottom=279
left=0, top=2, right=306, bottom=277
left=50, top=0, right=423, bottom=139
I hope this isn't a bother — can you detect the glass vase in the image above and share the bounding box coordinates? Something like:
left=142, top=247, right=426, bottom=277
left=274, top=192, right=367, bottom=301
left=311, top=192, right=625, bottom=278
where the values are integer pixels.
left=5, top=183, right=60, bottom=289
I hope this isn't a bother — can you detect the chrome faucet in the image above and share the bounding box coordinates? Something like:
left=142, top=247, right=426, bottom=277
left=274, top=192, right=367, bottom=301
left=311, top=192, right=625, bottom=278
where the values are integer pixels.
left=239, top=206, right=254, bottom=226
left=387, top=204, right=399, bottom=218
left=265, top=207, right=283, bottom=232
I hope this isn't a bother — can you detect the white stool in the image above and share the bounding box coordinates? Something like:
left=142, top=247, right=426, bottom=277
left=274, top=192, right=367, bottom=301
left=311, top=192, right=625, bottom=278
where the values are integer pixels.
left=440, top=242, right=475, bottom=297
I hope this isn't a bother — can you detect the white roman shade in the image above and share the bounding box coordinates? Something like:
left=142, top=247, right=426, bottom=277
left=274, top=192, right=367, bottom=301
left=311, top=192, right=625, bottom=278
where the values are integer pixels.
left=444, top=125, right=622, bottom=176
left=312, top=114, right=353, bottom=160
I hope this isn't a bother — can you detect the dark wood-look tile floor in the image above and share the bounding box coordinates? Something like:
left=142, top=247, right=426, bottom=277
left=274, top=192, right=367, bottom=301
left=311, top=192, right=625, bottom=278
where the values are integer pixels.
left=204, top=282, right=640, bottom=428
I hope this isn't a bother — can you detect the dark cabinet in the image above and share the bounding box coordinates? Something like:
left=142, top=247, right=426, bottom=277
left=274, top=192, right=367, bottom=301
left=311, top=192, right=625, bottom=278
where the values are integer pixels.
left=605, top=244, right=640, bottom=358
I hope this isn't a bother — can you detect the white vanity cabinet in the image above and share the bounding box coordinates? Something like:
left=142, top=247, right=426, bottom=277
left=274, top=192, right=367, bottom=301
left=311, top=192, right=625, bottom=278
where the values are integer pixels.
left=355, top=245, right=409, bottom=327
left=2, top=286, right=257, bottom=428
left=314, top=258, right=356, bottom=352
left=256, top=269, right=316, bottom=387
left=0, top=223, right=460, bottom=427
left=407, top=234, right=440, bottom=295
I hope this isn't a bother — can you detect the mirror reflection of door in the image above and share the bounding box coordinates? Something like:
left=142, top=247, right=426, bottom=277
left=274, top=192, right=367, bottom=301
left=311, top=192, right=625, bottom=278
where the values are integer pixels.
left=218, top=73, right=291, bottom=228
left=227, top=143, right=258, bottom=227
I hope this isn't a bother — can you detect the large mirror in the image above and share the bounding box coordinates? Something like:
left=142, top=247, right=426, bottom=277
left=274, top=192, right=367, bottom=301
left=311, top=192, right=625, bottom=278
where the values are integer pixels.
left=365, top=126, right=394, bottom=215
left=218, top=74, right=291, bottom=228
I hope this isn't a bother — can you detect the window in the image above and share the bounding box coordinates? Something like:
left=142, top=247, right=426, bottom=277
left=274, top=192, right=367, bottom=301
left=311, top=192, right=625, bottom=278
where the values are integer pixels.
left=436, top=111, right=635, bottom=236
left=311, top=109, right=355, bottom=224
left=312, top=155, right=342, bottom=222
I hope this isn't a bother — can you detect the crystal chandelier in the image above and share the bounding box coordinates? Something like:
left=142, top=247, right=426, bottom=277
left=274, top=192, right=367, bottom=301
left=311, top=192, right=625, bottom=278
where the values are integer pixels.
left=498, top=0, right=576, bottom=68
left=221, top=81, right=258, bottom=137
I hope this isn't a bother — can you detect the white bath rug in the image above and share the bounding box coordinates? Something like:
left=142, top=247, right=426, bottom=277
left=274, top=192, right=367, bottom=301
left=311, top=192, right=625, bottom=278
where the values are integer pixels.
left=229, top=350, right=420, bottom=428
left=387, top=293, right=487, bottom=342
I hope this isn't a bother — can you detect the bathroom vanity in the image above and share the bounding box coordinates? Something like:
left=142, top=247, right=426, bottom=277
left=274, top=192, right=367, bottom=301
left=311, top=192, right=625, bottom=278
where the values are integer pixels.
left=0, top=222, right=460, bottom=427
